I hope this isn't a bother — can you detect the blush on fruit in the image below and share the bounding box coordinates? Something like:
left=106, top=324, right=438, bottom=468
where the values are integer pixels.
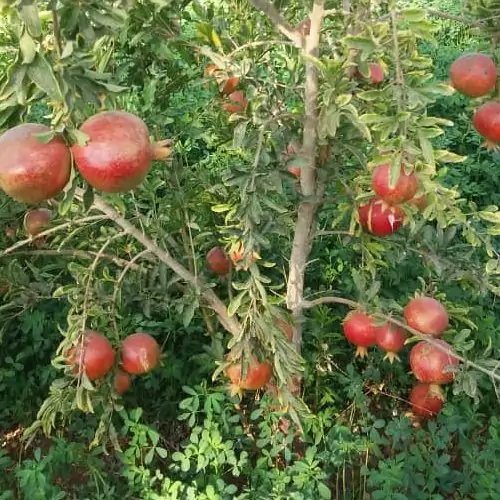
left=375, top=322, right=406, bottom=363
left=342, top=310, right=377, bottom=358
left=369, top=63, right=385, bottom=84
left=358, top=198, right=405, bottom=236
left=24, top=208, right=52, bottom=236
left=403, top=296, right=449, bottom=337
left=410, top=339, right=460, bottom=385
left=409, top=383, right=445, bottom=419
left=450, top=53, right=497, bottom=98
left=206, top=246, right=231, bottom=276
left=473, top=101, right=500, bottom=144
left=371, top=163, right=418, bottom=204
left=0, top=124, right=71, bottom=204
left=225, top=356, right=272, bottom=395
left=121, top=332, right=161, bottom=375
left=222, top=91, right=248, bottom=114
left=113, top=368, right=132, bottom=395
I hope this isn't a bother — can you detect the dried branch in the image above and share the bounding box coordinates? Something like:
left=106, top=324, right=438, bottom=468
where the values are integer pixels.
left=247, top=0, right=303, bottom=47
left=76, top=189, right=242, bottom=336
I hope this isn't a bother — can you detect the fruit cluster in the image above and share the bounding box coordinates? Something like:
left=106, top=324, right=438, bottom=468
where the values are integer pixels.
left=342, top=296, right=460, bottom=420
left=66, top=331, right=161, bottom=396
left=449, top=53, right=500, bottom=147
left=0, top=111, right=172, bottom=204
left=204, top=64, right=248, bottom=114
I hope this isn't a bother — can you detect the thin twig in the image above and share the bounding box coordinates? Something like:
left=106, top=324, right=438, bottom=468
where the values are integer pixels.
left=377, top=8, right=483, bottom=27
left=51, top=10, right=63, bottom=57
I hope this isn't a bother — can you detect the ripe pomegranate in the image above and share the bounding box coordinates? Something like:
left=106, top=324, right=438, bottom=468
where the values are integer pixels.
left=113, top=368, right=132, bottom=395
left=71, top=111, right=173, bottom=193
left=274, top=315, right=293, bottom=341
left=24, top=208, right=52, bottom=236
left=342, top=310, right=377, bottom=358
left=66, top=331, right=116, bottom=381
left=221, top=76, right=240, bottom=96
left=371, top=163, right=418, bottom=204
left=410, top=339, right=460, bottom=385
left=409, top=383, right=445, bottom=419
left=225, top=357, right=272, bottom=394
left=222, top=91, right=248, bottom=114
left=449, top=53, right=497, bottom=98
left=206, top=246, right=231, bottom=276
left=403, top=296, right=449, bottom=337
left=473, top=101, right=500, bottom=144
left=369, top=63, right=385, bottom=84
left=121, top=332, right=161, bottom=375
left=281, top=141, right=301, bottom=177
left=0, top=124, right=71, bottom=204
left=407, top=193, right=428, bottom=211
left=358, top=198, right=405, bottom=236
left=375, top=323, right=406, bottom=363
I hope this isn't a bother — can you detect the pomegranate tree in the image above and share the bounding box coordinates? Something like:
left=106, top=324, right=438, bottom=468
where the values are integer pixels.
left=371, top=164, right=418, bottom=205
left=121, top=332, right=161, bottom=375
left=358, top=198, right=405, bottom=236
left=225, top=357, right=272, bottom=395
left=0, top=124, right=71, bottom=204
left=473, top=102, right=500, bottom=144
left=66, top=331, right=116, bottom=381
left=409, top=383, right=445, bottom=419
left=342, top=311, right=376, bottom=358
left=449, top=53, right=497, bottom=98
left=222, top=91, right=248, bottom=114
left=410, top=339, right=460, bottom=386
left=71, top=111, right=172, bottom=193
left=375, top=323, right=406, bottom=363
left=206, top=246, right=231, bottom=276
left=403, top=296, right=449, bottom=337
left=24, top=208, right=52, bottom=236
left=113, top=368, right=132, bottom=395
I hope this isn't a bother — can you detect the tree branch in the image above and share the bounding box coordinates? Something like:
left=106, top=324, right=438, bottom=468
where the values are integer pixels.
left=286, top=0, right=325, bottom=353
left=77, top=189, right=242, bottom=337
left=247, top=0, right=303, bottom=47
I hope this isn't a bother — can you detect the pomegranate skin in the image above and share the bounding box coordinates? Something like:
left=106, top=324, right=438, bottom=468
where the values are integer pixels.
left=369, top=63, right=385, bottom=84
left=343, top=311, right=377, bottom=358
left=0, top=124, right=71, bottom=204
left=410, top=339, right=460, bottom=385
left=72, top=111, right=155, bottom=193
left=358, top=198, right=405, bottom=236
left=114, top=368, right=132, bottom=395
left=371, top=164, right=418, bottom=205
left=222, top=91, right=248, bottom=114
left=375, top=323, right=406, bottom=363
left=473, top=102, right=500, bottom=143
left=410, top=383, right=444, bottom=419
left=121, top=332, right=161, bottom=375
left=450, top=53, right=497, bottom=98
left=24, top=208, right=52, bottom=236
left=404, top=296, right=449, bottom=337
left=225, top=358, right=272, bottom=390
left=66, top=330, right=116, bottom=381
left=206, top=246, right=231, bottom=276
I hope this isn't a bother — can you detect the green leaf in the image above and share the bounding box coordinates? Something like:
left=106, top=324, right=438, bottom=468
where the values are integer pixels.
left=19, top=30, right=37, bottom=64
left=418, top=130, right=434, bottom=166
left=34, top=131, right=55, bottom=144
left=344, top=35, right=378, bottom=54
left=20, top=5, right=42, bottom=38
left=67, top=128, right=89, bottom=147
left=401, top=8, right=426, bottom=22
left=479, top=211, right=500, bottom=224
left=144, top=447, right=155, bottom=465
left=182, top=302, right=196, bottom=328
left=61, top=41, right=74, bottom=59
left=211, top=204, right=232, bottom=213
left=59, top=178, right=78, bottom=216
left=389, top=155, right=401, bottom=189
left=228, top=291, right=247, bottom=316
left=434, top=150, right=467, bottom=163
left=83, top=185, right=94, bottom=211
left=27, top=53, right=64, bottom=101
left=335, top=94, right=352, bottom=107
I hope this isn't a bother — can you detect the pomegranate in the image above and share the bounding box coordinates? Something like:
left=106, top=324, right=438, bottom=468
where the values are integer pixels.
left=225, top=357, right=272, bottom=394
left=375, top=323, right=406, bottom=363
left=342, top=310, right=377, bottom=358
left=410, top=339, right=460, bottom=385
left=369, top=63, right=385, bottom=85
left=409, top=383, right=445, bottom=419
left=121, top=332, right=161, bottom=375
left=66, top=331, right=116, bottom=381
left=71, top=111, right=172, bottom=193
left=403, top=296, right=449, bottom=337
left=206, top=246, right=231, bottom=276
left=358, top=198, right=405, bottom=236
left=221, top=76, right=240, bottom=96
left=282, top=141, right=301, bottom=177
left=371, top=163, right=418, bottom=204
left=0, top=124, right=71, bottom=204
left=274, top=315, right=293, bottom=341
left=473, top=101, right=500, bottom=144
left=407, top=193, right=428, bottom=211
left=449, top=53, right=497, bottom=98
left=222, top=91, right=248, bottom=114
left=113, top=368, right=132, bottom=395
left=24, top=208, right=52, bottom=236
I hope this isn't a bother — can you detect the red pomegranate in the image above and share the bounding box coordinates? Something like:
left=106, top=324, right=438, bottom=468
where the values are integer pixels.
left=0, top=124, right=71, bottom=204
left=375, top=323, right=406, bottom=363
left=225, top=357, right=272, bottom=393
left=206, top=246, right=231, bottom=276
left=358, top=198, right=405, bottom=236
left=371, top=163, right=418, bottom=204
left=222, top=91, right=248, bottom=114
left=221, top=76, right=240, bottom=96
left=113, top=368, right=132, bottom=395
left=410, top=339, right=460, bottom=385
left=473, top=101, right=500, bottom=144
left=66, top=331, right=116, bottom=381
left=342, top=310, right=377, bottom=358
left=449, top=53, right=497, bottom=98
left=121, top=332, right=161, bottom=375
left=71, top=111, right=173, bottom=193
left=409, top=383, right=445, bottom=419
left=369, top=63, right=385, bottom=84
left=404, top=296, right=449, bottom=337
left=282, top=141, right=301, bottom=177
left=407, top=193, right=428, bottom=211
left=24, top=208, right=52, bottom=236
